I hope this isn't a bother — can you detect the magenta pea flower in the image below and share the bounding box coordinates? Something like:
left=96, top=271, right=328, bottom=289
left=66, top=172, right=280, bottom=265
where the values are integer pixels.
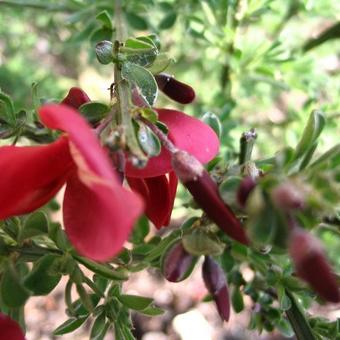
left=0, top=103, right=143, bottom=261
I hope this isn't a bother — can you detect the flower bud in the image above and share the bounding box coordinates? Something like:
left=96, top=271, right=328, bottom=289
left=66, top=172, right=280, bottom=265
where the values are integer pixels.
left=161, top=241, right=198, bottom=282
left=61, top=87, right=91, bottom=109
left=172, top=151, right=249, bottom=245
left=155, top=73, right=195, bottom=104
left=237, top=176, right=257, bottom=208
left=95, top=40, right=113, bottom=65
left=289, top=228, right=340, bottom=303
left=271, top=182, right=305, bottom=211
left=202, top=256, right=230, bottom=322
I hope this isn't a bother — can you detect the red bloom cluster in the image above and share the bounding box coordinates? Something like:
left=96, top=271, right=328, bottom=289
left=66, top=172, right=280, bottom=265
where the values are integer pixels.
left=0, top=87, right=219, bottom=260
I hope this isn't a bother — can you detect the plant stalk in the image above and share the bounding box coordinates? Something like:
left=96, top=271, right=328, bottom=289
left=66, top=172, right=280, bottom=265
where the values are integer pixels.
left=113, top=0, right=145, bottom=161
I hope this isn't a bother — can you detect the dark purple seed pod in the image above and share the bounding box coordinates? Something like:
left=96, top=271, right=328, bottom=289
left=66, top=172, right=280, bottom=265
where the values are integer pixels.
left=289, top=228, right=340, bottom=303
left=237, top=176, right=257, bottom=208
left=202, top=256, right=230, bottom=322
left=155, top=73, right=195, bottom=104
left=161, top=241, right=198, bottom=282
left=172, top=151, right=249, bottom=245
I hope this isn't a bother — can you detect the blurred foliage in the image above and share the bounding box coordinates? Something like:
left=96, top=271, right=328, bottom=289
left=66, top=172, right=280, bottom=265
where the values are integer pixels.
left=1, top=0, right=339, bottom=154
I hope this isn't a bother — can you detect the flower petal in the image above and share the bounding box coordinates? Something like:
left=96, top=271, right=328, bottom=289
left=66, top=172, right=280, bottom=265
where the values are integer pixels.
left=0, top=313, right=25, bottom=340
left=61, top=87, right=91, bottom=109
left=39, top=104, right=115, bottom=183
left=0, top=137, right=73, bottom=219
left=125, top=109, right=219, bottom=177
left=127, top=171, right=178, bottom=229
left=63, top=172, right=143, bottom=261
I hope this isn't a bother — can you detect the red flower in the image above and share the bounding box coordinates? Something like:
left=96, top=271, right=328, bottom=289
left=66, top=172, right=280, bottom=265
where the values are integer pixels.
left=0, top=103, right=143, bottom=261
left=126, top=108, right=220, bottom=228
left=0, top=313, right=25, bottom=340
left=62, top=89, right=219, bottom=229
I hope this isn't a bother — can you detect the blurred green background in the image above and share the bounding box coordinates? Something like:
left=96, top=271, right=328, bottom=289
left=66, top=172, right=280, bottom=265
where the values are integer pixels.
left=0, top=0, right=339, bottom=157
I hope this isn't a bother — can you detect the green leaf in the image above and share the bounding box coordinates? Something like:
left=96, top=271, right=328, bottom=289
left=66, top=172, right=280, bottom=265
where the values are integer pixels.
left=67, top=294, right=100, bottom=318
left=79, top=101, right=110, bottom=123
left=294, top=110, right=325, bottom=160
left=138, top=107, right=158, bottom=123
left=76, top=284, right=93, bottom=312
left=73, top=255, right=129, bottom=281
left=122, top=62, right=158, bottom=106
left=1, top=262, right=31, bottom=307
left=125, top=12, right=148, bottom=30
left=231, top=287, right=244, bottom=313
left=125, top=49, right=158, bottom=67
left=137, top=34, right=161, bottom=50
left=48, top=222, right=71, bottom=250
left=20, top=211, right=48, bottom=241
left=24, top=254, right=61, bottom=295
left=53, top=317, right=87, bottom=335
left=31, top=82, right=40, bottom=111
left=118, top=294, right=153, bottom=311
left=130, top=216, right=150, bottom=244
left=202, top=112, right=222, bottom=139
left=0, top=90, right=15, bottom=124
left=139, top=306, right=165, bottom=316
left=95, top=41, right=113, bottom=65
left=90, top=313, right=107, bottom=340
left=137, top=122, right=161, bottom=157
left=219, top=176, right=242, bottom=207
left=90, top=27, right=113, bottom=44
left=275, top=317, right=295, bottom=338
left=125, top=38, right=154, bottom=50
left=285, top=290, right=316, bottom=340
left=96, top=10, right=113, bottom=29
left=147, top=53, right=172, bottom=74
left=159, top=12, right=177, bottom=30
left=182, top=230, right=225, bottom=256
left=277, top=286, right=292, bottom=311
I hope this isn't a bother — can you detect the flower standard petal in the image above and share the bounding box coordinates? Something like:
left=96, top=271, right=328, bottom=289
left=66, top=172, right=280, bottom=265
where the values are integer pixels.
left=39, top=104, right=114, bottom=180
left=0, top=137, right=73, bottom=219
left=126, top=109, right=220, bottom=178
left=0, top=313, right=25, bottom=340
left=39, top=104, right=144, bottom=260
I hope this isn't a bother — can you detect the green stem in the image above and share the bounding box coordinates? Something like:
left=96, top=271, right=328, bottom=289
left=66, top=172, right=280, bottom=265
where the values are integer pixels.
left=285, top=290, right=316, bottom=340
left=239, top=128, right=257, bottom=165
left=113, top=0, right=146, bottom=161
